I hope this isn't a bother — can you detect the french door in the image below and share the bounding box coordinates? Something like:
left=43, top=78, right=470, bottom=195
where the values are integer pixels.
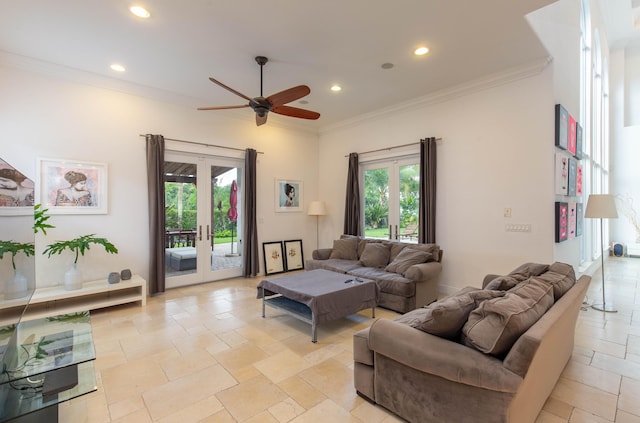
left=164, top=152, right=243, bottom=288
left=362, top=157, right=420, bottom=242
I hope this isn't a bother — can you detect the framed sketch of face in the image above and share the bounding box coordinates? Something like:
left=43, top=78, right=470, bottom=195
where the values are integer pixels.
left=275, top=178, right=302, bottom=212
left=38, top=158, right=108, bottom=214
left=0, top=157, right=34, bottom=216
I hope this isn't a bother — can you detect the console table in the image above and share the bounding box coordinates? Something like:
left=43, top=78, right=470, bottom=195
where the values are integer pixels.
left=0, top=311, right=96, bottom=422
left=0, top=275, right=146, bottom=326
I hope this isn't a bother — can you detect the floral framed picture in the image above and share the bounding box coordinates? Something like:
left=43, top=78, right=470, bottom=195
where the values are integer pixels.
left=0, top=157, right=34, bottom=216
left=263, top=241, right=285, bottom=275
left=38, top=158, right=108, bottom=214
left=284, top=239, right=304, bottom=271
left=275, top=178, right=303, bottom=212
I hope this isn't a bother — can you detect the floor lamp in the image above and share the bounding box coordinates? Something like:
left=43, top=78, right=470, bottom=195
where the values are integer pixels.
left=584, top=194, right=618, bottom=312
left=308, top=201, right=327, bottom=250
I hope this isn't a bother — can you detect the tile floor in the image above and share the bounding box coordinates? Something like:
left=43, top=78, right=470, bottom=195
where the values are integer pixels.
left=59, top=258, right=640, bottom=422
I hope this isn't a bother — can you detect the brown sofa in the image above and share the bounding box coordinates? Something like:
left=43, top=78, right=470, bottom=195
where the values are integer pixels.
left=353, top=262, right=590, bottom=423
left=306, top=235, right=443, bottom=313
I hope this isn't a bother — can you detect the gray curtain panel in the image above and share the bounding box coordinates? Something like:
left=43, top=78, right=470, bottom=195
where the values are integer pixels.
left=344, top=152, right=361, bottom=236
left=242, top=148, right=259, bottom=277
left=145, top=134, right=166, bottom=294
left=419, top=137, right=437, bottom=244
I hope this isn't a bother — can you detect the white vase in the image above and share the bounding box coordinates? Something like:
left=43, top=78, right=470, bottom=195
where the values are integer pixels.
left=64, top=264, right=83, bottom=290
left=6, top=270, right=28, bottom=299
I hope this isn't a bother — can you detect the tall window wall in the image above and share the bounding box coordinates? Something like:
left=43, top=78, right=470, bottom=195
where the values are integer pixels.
left=580, top=0, right=611, bottom=264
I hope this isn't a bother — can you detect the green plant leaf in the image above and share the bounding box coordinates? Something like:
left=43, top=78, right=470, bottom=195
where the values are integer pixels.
left=43, top=234, right=118, bottom=264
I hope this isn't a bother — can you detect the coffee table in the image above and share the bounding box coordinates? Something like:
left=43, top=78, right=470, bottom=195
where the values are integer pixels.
left=257, top=269, right=379, bottom=342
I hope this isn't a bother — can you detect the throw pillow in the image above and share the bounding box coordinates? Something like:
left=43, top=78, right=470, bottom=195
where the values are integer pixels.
left=359, top=243, right=390, bottom=268
left=329, top=238, right=358, bottom=260
left=395, top=288, right=506, bottom=339
left=530, top=262, right=576, bottom=300
left=462, top=279, right=554, bottom=356
left=484, top=270, right=530, bottom=291
left=385, top=248, right=433, bottom=275
left=509, top=262, right=549, bottom=277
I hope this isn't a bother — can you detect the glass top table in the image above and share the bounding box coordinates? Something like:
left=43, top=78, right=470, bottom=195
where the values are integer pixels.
left=0, top=311, right=97, bottom=422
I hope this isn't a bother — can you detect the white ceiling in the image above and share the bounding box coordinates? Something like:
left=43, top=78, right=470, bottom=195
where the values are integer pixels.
left=1, top=0, right=638, bottom=131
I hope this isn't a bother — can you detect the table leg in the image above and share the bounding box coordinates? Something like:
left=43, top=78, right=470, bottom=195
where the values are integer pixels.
left=261, top=288, right=265, bottom=318
left=311, top=320, right=317, bottom=343
left=372, top=307, right=375, bottom=318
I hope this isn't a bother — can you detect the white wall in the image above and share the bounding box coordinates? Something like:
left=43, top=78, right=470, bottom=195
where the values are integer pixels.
left=0, top=63, right=319, bottom=288
left=318, top=68, right=557, bottom=293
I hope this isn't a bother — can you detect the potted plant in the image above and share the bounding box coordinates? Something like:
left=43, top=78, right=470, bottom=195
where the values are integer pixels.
left=43, top=234, right=118, bottom=290
left=0, top=240, right=34, bottom=299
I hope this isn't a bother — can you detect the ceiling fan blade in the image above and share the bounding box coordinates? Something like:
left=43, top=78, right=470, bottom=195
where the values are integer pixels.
left=197, top=104, right=250, bottom=111
left=208, top=77, right=252, bottom=101
left=271, top=105, right=320, bottom=120
left=266, top=85, right=311, bottom=107
left=256, top=113, right=268, bottom=126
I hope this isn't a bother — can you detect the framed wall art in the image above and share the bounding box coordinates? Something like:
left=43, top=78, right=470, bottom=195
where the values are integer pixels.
left=38, top=158, right=108, bottom=214
left=554, top=104, right=568, bottom=150
left=555, top=202, right=568, bottom=243
left=283, top=239, right=304, bottom=271
left=568, top=114, right=577, bottom=156
left=576, top=202, right=584, bottom=236
left=555, top=153, right=568, bottom=196
left=575, top=122, right=583, bottom=159
left=0, top=157, right=34, bottom=215
left=263, top=241, right=285, bottom=275
left=567, top=158, right=577, bottom=197
left=275, top=178, right=303, bottom=212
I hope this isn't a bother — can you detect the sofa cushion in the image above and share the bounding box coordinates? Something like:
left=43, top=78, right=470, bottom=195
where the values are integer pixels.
left=509, top=262, right=549, bottom=277
left=359, top=243, right=390, bottom=268
left=406, top=243, right=441, bottom=261
left=531, top=262, right=576, bottom=300
left=349, top=267, right=414, bottom=296
left=306, top=258, right=362, bottom=273
left=484, top=270, right=530, bottom=291
left=329, top=238, right=358, bottom=260
left=395, top=288, right=506, bottom=339
left=385, top=248, right=433, bottom=276
left=462, top=279, right=554, bottom=356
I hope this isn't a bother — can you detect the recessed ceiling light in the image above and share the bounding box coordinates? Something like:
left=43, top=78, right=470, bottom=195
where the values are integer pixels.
left=299, top=100, right=309, bottom=105
left=330, top=85, right=342, bottom=92
left=414, top=46, right=429, bottom=56
left=130, top=6, right=150, bottom=18
left=110, top=64, right=126, bottom=72
left=381, top=62, right=394, bottom=69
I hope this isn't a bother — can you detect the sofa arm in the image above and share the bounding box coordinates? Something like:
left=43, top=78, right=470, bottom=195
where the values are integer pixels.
left=404, top=261, right=442, bottom=283
left=312, top=248, right=333, bottom=260
left=368, top=319, right=522, bottom=393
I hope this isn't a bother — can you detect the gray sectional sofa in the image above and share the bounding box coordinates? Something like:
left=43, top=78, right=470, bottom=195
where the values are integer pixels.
left=353, top=262, right=590, bottom=423
left=306, top=235, right=442, bottom=313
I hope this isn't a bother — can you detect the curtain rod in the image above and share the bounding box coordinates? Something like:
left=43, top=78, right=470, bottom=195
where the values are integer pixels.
left=138, top=134, right=264, bottom=154
left=344, top=138, right=442, bottom=157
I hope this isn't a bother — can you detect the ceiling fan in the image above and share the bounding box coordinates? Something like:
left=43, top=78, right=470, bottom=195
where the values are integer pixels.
left=198, top=56, right=320, bottom=126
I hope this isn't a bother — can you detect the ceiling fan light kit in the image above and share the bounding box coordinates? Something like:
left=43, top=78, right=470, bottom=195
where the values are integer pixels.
left=198, top=56, right=320, bottom=126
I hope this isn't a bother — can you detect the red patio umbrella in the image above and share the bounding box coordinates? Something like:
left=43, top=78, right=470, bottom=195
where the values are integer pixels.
left=227, top=180, right=238, bottom=255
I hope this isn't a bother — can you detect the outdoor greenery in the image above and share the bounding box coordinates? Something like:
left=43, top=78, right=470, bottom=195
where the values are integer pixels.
left=364, top=165, right=420, bottom=231
left=165, top=180, right=237, bottom=242
left=43, top=234, right=118, bottom=264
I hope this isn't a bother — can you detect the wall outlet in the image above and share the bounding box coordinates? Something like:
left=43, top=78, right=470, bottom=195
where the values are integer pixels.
left=504, top=207, right=512, bottom=218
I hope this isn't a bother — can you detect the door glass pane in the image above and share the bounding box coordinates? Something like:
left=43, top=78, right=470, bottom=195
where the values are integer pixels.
left=165, top=161, right=197, bottom=276
left=211, top=166, right=242, bottom=271
left=398, top=164, right=419, bottom=243
left=364, top=167, right=389, bottom=239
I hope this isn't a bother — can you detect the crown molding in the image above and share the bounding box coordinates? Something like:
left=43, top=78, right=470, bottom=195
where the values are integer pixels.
left=319, top=56, right=553, bottom=135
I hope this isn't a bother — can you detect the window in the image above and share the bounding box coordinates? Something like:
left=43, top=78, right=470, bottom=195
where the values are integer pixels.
left=580, top=0, right=611, bottom=265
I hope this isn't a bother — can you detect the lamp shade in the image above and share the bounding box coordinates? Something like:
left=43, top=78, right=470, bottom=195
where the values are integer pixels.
left=584, top=194, right=618, bottom=219
left=308, top=201, right=327, bottom=216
